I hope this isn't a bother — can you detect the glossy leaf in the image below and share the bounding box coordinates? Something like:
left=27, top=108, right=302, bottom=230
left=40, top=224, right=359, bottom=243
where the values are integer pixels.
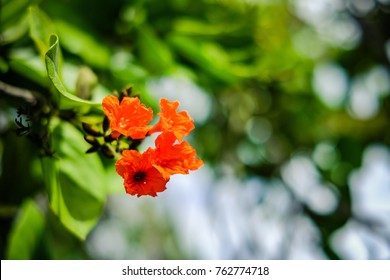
left=41, top=119, right=106, bottom=239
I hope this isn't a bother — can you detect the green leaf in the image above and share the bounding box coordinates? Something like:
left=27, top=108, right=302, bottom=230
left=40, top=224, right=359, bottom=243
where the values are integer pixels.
left=138, top=26, right=175, bottom=74
left=0, top=57, right=8, bottom=72
left=168, top=35, right=237, bottom=84
left=54, top=19, right=111, bottom=69
left=9, top=48, right=48, bottom=86
left=0, top=13, right=29, bottom=45
left=1, top=0, right=41, bottom=26
left=28, top=5, right=56, bottom=56
left=6, top=199, right=45, bottom=259
left=41, top=119, right=106, bottom=239
left=45, top=34, right=102, bottom=110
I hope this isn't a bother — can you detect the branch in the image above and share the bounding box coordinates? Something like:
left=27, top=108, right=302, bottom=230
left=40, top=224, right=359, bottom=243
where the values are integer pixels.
left=0, top=80, right=38, bottom=105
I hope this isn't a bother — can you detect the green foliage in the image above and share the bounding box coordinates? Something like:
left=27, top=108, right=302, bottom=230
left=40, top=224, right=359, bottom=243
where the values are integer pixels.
left=54, top=19, right=111, bottom=69
left=41, top=119, right=106, bottom=239
left=168, top=35, right=238, bottom=84
left=6, top=199, right=45, bottom=259
left=138, top=26, right=175, bottom=74
left=8, top=48, right=48, bottom=86
left=2, top=4, right=107, bottom=247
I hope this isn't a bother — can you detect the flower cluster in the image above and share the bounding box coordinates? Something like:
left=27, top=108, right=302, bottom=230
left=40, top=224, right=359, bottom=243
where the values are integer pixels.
left=102, top=95, right=203, bottom=197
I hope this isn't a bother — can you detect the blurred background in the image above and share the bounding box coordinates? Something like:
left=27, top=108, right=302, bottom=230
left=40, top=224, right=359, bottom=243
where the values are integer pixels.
left=1, top=0, right=390, bottom=259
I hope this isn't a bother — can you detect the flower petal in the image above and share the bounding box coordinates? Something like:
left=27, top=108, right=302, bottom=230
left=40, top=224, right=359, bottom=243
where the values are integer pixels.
left=149, top=98, right=194, bottom=141
left=102, top=95, right=120, bottom=123
left=115, top=149, right=169, bottom=197
left=152, top=132, right=204, bottom=178
left=102, top=95, right=153, bottom=139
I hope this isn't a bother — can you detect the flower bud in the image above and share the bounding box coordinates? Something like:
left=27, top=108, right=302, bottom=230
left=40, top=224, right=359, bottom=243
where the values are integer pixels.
left=84, top=135, right=100, bottom=146
left=101, top=144, right=115, bottom=158
left=82, top=122, right=103, bottom=136
left=86, top=146, right=99, bottom=154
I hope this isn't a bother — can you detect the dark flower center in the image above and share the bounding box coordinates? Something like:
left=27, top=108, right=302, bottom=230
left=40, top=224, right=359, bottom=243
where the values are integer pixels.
left=133, top=171, right=146, bottom=182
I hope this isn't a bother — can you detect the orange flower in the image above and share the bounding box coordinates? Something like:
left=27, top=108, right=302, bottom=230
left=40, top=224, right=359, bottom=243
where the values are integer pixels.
left=102, top=95, right=153, bottom=139
left=151, top=132, right=204, bottom=179
left=115, top=149, right=169, bottom=197
left=148, top=98, right=194, bottom=141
